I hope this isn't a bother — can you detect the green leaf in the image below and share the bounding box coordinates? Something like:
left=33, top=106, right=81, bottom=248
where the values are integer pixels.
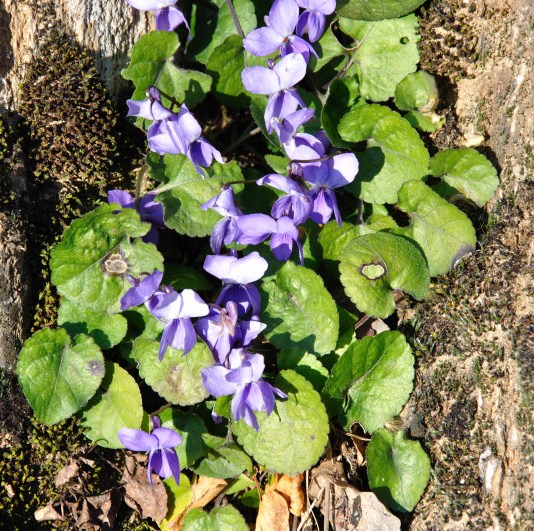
left=207, top=35, right=249, bottom=108
left=312, top=27, right=347, bottom=72
left=336, top=0, right=426, bottom=20
left=57, top=299, right=127, bottom=349
left=187, top=0, right=257, bottom=64
left=321, top=77, right=362, bottom=148
left=260, top=262, right=339, bottom=355
left=396, top=180, right=477, bottom=276
left=156, top=169, right=244, bottom=238
left=339, top=232, right=429, bottom=318
left=430, top=148, right=499, bottom=207
left=190, top=435, right=253, bottom=479
left=339, top=15, right=420, bottom=102
left=80, top=362, right=143, bottom=448
left=159, top=409, right=209, bottom=468
left=131, top=337, right=214, bottom=406
left=265, top=154, right=289, bottom=174
left=338, top=103, right=397, bottom=143
left=322, top=332, right=414, bottom=431
left=404, top=110, right=446, bottom=133
left=226, top=473, right=256, bottom=495
left=348, top=113, right=429, bottom=204
left=122, top=31, right=211, bottom=108
left=233, top=370, right=329, bottom=475
left=17, top=329, right=105, bottom=425
left=367, top=429, right=430, bottom=512
left=161, top=475, right=193, bottom=531
left=319, top=221, right=360, bottom=274
left=182, top=506, right=248, bottom=531
left=394, top=71, right=439, bottom=111
left=50, top=204, right=163, bottom=313
left=148, top=153, right=200, bottom=184
left=277, top=348, right=329, bottom=392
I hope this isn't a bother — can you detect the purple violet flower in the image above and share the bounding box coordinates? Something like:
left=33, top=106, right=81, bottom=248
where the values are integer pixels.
left=126, top=0, right=189, bottom=33
left=295, top=0, right=336, bottom=42
left=147, top=104, right=223, bottom=174
left=201, top=349, right=287, bottom=431
left=271, top=107, right=315, bottom=144
left=195, top=301, right=267, bottom=364
left=302, top=153, right=359, bottom=225
left=118, top=417, right=182, bottom=485
left=243, top=0, right=316, bottom=61
left=257, top=174, right=312, bottom=225
left=201, top=187, right=243, bottom=253
left=235, top=214, right=304, bottom=264
left=241, top=54, right=307, bottom=133
left=108, top=190, right=164, bottom=244
left=149, top=288, right=209, bottom=360
left=121, top=270, right=164, bottom=311
left=203, top=253, right=268, bottom=316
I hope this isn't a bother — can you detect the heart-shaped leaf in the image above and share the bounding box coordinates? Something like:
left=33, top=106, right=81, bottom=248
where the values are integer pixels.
left=336, top=0, right=426, bottom=20
left=261, top=262, right=339, bottom=355
left=322, top=332, right=414, bottom=431
left=131, top=337, right=214, bottom=406
left=396, top=180, right=477, bottom=276
left=367, top=429, right=430, bottom=512
left=18, top=328, right=105, bottom=425
left=233, top=370, right=329, bottom=475
left=339, top=232, right=429, bottom=317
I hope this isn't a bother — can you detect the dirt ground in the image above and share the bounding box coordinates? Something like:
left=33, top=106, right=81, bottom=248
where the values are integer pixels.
left=404, top=0, right=533, bottom=528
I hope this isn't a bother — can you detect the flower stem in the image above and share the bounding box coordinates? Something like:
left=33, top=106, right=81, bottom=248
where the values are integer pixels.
left=225, top=0, right=244, bottom=37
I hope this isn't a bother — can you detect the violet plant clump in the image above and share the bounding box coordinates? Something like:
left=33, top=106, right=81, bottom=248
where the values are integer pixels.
left=16, top=0, right=499, bottom=524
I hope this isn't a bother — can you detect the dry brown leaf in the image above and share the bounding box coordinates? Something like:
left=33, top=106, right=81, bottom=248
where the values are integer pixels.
left=34, top=502, right=63, bottom=522
left=54, top=458, right=79, bottom=487
left=190, top=475, right=227, bottom=508
left=269, top=474, right=305, bottom=516
left=122, top=454, right=168, bottom=524
left=255, top=489, right=290, bottom=531
left=74, top=488, right=122, bottom=530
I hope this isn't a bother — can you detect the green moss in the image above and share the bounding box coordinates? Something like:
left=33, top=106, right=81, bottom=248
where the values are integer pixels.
left=17, top=30, right=142, bottom=330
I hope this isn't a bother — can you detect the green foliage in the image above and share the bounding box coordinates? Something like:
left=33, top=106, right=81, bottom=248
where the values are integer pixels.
left=260, top=262, right=339, bottom=355
left=339, top=15, right=420, bottom=102
left=17, top=328, right=105, bottom=425
left=277, top=348, right=329, bottom=392
left=156, top=161, right=244, bottom=237
left=123, top=31, right=211, bottom=108
left=50, top=204, right=163, bottom=312
left=80, top=362, right=143, bottom=448
left=404, top=110, right=446, bottom=133
left=322, top=332, right=414, bottom=431
left=394, top=71, right=439, bottom=111
left=190, top=434, right=253, bottom=479
left=131, top=338, right=214, bottom=406
left=336, top=0, right=426, bottom=20
left=57, top=299, right=128, bottom=349
left=430, top=148, right=499, bottom=206
left=367, top=429, right=430, bottom=512
left=187, top=0, right=257, bottom=64
left=233, top=370, right=329, bottom=475
left=182, top=505, right=248, bottom=531
left=321, top=77, right=363, bottom=148
left=339, top=232, right=429, bottom=317
left=207, top=36, right=250, bottom=108
left=396, top=180, right=477, bottom=276
left=339, top=109, right=429, bottom=204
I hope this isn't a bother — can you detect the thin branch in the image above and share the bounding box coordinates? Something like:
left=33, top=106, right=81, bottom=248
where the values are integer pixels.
left=225, top=0, right=244, bottom=37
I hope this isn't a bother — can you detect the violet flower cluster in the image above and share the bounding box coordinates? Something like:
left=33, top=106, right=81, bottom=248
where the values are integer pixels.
left=126, top=0, right=189, bottom=33
left=198, top=0, right=357, bottom=265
